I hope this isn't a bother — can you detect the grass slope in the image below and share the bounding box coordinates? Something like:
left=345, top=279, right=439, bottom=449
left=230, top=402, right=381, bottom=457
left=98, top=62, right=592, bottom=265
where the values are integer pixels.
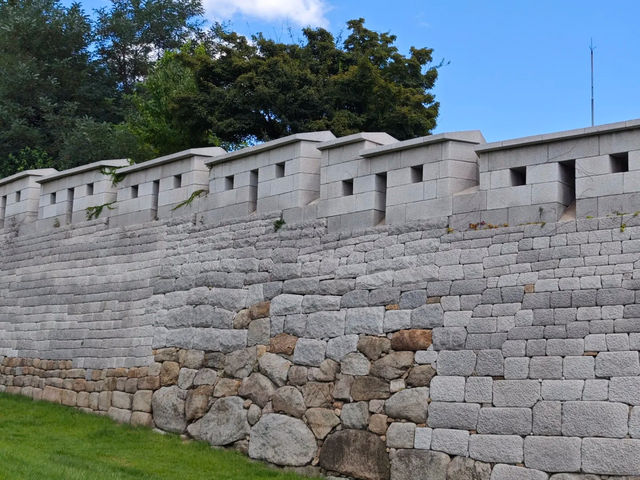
left=0, top=393, right=318, bottom=480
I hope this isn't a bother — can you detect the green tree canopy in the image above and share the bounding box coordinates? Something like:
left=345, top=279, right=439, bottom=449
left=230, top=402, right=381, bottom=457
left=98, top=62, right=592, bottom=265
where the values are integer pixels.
left=159, top=18, right=440, bottom=149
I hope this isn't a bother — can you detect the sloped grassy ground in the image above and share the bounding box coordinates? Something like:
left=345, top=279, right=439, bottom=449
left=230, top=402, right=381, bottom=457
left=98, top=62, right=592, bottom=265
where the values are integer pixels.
left=0, top=393, right=320, bottom=480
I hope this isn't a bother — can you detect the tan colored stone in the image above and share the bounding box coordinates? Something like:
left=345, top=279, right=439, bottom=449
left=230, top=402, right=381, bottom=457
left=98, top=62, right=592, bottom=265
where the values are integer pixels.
left=185, top=385, right=213, bottom=421
left=390, top=329, right=432, bottom=351
left=42, top=386, right=63, bottom=404
left=138, top=376, right=160, bottom=390
left=351, top=376, right=390, bottom=401
left=305, top=408, right=340, bottom=439
left=61, top=389, right=77, bottom=406
left=406, top=365, right=436, bottom=387
left=160, top=361, right=179, bottom=386
left=249, top=301, right=271, bottom=319
left=370, top=351, right=414, bottom=380
left=132, top=390, right=153, bottom=412
left=357, top=336, right=391, bottom=361
left=213, top=378, right=241, bottom=397
left=98, top=391, right=112, bottom=411
left=233, top=309, right=252, bottom=329
left=301, top=382, right=333, bottom=408
left=154, top=347, right=179, bottom=362
left=269, top=333, right=298, bottom=355
left=369, top=414, right=388, bottom=435
left=77, top=391, right=90, bottom=408
left=131, top=411, right=154, bottom=427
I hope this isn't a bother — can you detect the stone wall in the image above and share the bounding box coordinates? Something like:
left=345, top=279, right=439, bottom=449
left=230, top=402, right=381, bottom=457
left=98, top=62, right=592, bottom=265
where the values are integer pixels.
left=2, top=205, right=640, bottom=479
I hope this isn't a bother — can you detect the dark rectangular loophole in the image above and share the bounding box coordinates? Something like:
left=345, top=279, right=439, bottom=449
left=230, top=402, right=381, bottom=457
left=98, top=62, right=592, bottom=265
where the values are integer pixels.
left=411, top=165, right=423, bottom=183
left=50, top=192, right=57, bottom=205
left=225, top=175, right=234, bottom=190
left=173, top=175, right=182, bottom=188
left=15, top=191, right=21, bottom=202
left=510, top=167, right=527, bottom=186
left=611, top=152, right=629, bottom=173
left=87, top=183, right=94, bottom=196
left=275, top=162, right=285, bottom=178
left=131, top=185, right=138, bottom=199
left=342, top=179, right=353, bottom=196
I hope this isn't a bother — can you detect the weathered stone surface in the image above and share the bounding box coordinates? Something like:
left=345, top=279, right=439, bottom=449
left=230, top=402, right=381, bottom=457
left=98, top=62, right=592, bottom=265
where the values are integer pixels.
left=160, top=361, right=179, bottom=386
left=428, top=402, right=480, bottom=430
left=131, top=411, right=153, bottom=427
left=446, top=456, right=491, bottom=480
left=468, top=435, right=523, bottom=464
left=151, top=386, right=186, bottom=433
left=301, top=382, right=333, bottom=408
left=185, top=385, right=213, bottom=421
left=224, top=347, right=257, bottom=379
left=358, top=336, right=391, bottom=360
left=288, top=365, right=308, bottom=385
left=272, top=386, right=306, bottom=418
left=213, top=378, right=240, bottom=397
left=562, top=401, right=628, bottom=438
left=326, top=334, right=359, bottom=361
left=269, top=333, right=298, bottom=355
left=320, top=430, right=390, bottom=480
left=193, top=368, right=217, bottom=386
left=187, top=396, right=250, bottom=446
left=390, top=329, right=432, bottom=351
left=247, top=318, right=270, bottom=346
left=406, top=365, right=436, bottom=387
left=249, top=301, right=270, bottom=319
left=491, top=464, right=549, bottom=480
left=249, top=414, right=317, bottom=467
left=132, top=390, right=152, bottom=412
left=238, top=372, right=275, bottom=407
left=247, top=403, right=261, bottom=425
left=387, top=422, right=416, bottom=448
left=177, top=368, right=197, bottom=389
left=308, top=359, right=339, bottom=382
left=341, top=401, right=369, bottom=429
left=370, top=352, right=414, bottom=380
left=341, top=352, right=370, bottom=376
left=582, top=438, right=640, bottom=475
left=524, top=436, right=581, bottom=472
left=258, top=352, right=291, bottom=387
left=391, top=449, right=449, bottom=480
left=293, top=338, right=326, bottom=367
left=305, top=408, right=340, bottom=439
left=352, top=376, right=391, bottom=401
left=385, top=387, right=429, bottom=423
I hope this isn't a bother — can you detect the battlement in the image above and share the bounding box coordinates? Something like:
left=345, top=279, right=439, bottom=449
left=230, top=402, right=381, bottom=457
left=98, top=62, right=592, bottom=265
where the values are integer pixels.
left=2, top=119, right=640, bottom=234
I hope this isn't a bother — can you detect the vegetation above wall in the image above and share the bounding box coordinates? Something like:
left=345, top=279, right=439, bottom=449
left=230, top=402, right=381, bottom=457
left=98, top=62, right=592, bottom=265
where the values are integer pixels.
left=0, top=0, right=442, bottom=178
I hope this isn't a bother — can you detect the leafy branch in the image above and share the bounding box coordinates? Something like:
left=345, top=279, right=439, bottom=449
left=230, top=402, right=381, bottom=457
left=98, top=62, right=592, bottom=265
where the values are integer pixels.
left=86, top=201, right=116, bottom=220
left=172, top=189, right=206, bottom=211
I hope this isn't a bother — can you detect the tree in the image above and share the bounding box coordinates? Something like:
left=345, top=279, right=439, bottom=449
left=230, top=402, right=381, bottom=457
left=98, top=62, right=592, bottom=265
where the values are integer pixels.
left=0, top=0, right=120, bottom=176
left=160, top=19, right=440, bottom=149
left=95, top=0, right=203, bottom=93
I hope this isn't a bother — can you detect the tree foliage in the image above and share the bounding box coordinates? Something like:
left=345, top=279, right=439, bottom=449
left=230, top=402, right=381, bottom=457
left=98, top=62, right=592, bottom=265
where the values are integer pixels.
left=167, top=19, right=440, bottom=148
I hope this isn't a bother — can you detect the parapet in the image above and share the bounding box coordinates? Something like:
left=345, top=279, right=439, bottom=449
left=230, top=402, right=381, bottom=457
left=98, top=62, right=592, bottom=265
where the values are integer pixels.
left=317, top=131, right=484, bottom=231
left=0, top=169, right=58, bottom=229
left=2, top=119, right=640, bottom=235
left=201, top=131, right=335, bottom=224
left=110, top=147, right=225, bottom=227
left=35, top=159, right=130, bottom=230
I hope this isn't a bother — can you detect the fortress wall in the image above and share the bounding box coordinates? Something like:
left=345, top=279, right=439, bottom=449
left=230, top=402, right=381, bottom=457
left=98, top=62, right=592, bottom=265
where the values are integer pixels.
left=2, top=207, right=640, bottom=478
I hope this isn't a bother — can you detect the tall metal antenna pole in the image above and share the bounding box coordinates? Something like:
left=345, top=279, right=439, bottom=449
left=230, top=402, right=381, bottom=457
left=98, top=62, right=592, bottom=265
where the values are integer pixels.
left=590, top=38, right=595, bottom=127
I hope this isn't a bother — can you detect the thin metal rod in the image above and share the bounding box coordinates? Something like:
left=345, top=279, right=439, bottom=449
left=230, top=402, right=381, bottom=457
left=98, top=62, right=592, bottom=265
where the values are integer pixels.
left=590, top=38, right=595, bottom=127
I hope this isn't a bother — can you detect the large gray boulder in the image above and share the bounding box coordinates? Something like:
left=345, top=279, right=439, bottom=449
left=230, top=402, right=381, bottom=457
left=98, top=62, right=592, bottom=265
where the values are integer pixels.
left=385, top=387, right=429, bottom=423
left=187, top=396, right=250, bottom=446
left=248, top=414, right=317, bottom=466
left=152, top=386, right=186, bottom=433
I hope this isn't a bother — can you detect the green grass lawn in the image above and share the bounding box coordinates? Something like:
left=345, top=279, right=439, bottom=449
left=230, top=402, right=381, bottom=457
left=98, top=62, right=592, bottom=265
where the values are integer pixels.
left=0, top=393, right=318, bottom=480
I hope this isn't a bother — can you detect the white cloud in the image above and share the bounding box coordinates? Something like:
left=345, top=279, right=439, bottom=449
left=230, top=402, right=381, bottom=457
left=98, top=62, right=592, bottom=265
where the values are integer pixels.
left=204, top=0, right=330, bottom=28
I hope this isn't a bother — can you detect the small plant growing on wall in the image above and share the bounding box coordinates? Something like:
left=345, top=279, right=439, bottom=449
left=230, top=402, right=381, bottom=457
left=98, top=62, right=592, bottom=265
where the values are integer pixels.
left=172, top=189, right=206, bottom=211
left=273, top=217, right=285, bottom=231
left=86, top=201, right=116, bottom=220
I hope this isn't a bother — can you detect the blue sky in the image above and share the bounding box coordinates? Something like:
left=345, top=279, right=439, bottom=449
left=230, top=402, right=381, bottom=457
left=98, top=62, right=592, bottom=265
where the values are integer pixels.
left=72, top=0, right=640, bottom=142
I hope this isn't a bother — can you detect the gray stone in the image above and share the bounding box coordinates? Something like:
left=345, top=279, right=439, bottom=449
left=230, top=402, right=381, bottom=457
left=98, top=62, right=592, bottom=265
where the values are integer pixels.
left=414, top=427, right=432, bottom=449
left=493, top=380, right=540, bottom=407
left=385, top=387, right=430, bottom=423
left=320, top=430, right=390, bottom=480
left=432, top=327, right=467, bottom=350
left=247, top=318, right=270, bottom=346
left=532, top=401, right=561, bottom=435
left=582, top=438, right=640, bottom=475
left=258, top=352, right=291, bottom=387
left=595, top=351, right=640, bottom=377
left=341, top=401, right=369, bottom=429
left=562, top=401, right=628, bottom=438
left=187, top=396, right=250, bottom=446
left=326, top=334, right=359, bottom=361
left=437, top=350, right=477, bottom=375
left=248, top=414, right=317, bottom=467
left=541, top=380, right=584, bottom=401
left=238, top=372, right=275, bottom=408
left=411, top=303, right=444, bottom=328
left=465, top=377, right=493, bottom=404
left=430, top=428, right=469, bottom=456
left=391, top=449, right=449, bottom=480
left=345, top=307, right=385, bottom=335
left=341, top=352, right=371, bottom=376
left=270, top=294, right=303, bottom=315
left=292, top=338, right=326, bottom=367
left=193, top=368, right=217, bottom=386
left=490, top=464, right=549, bottom=480
left=469, top=435, right=523, bottom=464
left=524, top=436, right=581, bottom=472
left=475, top=350, right=504, bottom=376
left=563, top=356, right=595, bottom=379
left=477, top=408, right=532, bottom=435
left=271, top=386, right=306, bottom=418
left=305, top=311, right=346, bottom=339
left=609, top=376, right=640, bottom=404
left=387, top=422, right=416, bottom=448
left=370, top=351, right=414, bottom=380
left=151, top=386, right=186, bottom=434
left=430, top=376, right=465, bottom=402
left=308, top=358, right=339, bottom=382
left=630, top=406, right=640, bottom=438
left=428, top=402, right=480, bottom=430
left=224, top=347, right=257, bottom=379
